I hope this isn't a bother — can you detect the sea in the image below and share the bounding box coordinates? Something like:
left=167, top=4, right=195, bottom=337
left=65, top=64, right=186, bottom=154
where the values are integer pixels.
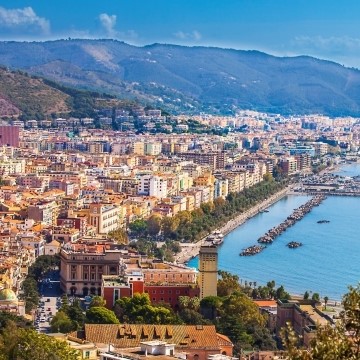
left=188, top=162, right=360, bottom=301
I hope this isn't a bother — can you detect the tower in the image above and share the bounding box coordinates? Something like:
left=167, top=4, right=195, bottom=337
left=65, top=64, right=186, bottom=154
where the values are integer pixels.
left=198, top=245, right=218, bottom=299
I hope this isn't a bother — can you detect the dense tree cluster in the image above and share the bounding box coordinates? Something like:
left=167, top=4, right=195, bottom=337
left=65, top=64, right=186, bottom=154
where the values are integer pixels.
left=0, top=318, right=78, bottom=360
left=21, top=255, right=60, bottom=313
left=128, top=179, right=287, bottom=244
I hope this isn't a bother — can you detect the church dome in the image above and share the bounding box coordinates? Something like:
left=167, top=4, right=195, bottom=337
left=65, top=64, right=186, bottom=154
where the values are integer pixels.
left=0, top=288, right=18, bottom=302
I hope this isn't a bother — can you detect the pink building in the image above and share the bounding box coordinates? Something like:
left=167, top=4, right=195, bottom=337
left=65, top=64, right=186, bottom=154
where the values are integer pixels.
left=0, top=126, right=19, bottom=147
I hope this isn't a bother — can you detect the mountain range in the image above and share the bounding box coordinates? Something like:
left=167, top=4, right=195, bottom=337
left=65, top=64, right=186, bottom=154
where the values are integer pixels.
left=1, top=39, right=360, bottom=116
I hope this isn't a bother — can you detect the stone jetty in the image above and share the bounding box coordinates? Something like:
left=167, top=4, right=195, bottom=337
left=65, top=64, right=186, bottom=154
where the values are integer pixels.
left=257, top=195, right=326, bottom=245
left=240, top=245, right=265, bottom=256
left=287, top=241, right=303, bottom=248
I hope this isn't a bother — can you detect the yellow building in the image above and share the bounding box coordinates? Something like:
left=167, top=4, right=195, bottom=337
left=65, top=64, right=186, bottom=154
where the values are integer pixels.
left=132, top=142, right=145, bottom=155
left=198, top=245, right=218, bottom=299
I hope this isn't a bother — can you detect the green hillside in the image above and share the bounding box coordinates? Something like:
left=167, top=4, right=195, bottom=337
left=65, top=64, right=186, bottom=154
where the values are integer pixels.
left=0, top=67, right=134, bottom=121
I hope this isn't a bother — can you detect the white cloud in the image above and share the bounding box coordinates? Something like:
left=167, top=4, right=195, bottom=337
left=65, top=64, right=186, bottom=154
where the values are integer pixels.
left=99, top=13, right=117, bottom=38
left=0, top=6, right=50, bottom=34
left=174, top=30, right=202, bottom=41
left=118, top=29, right=138, bottom=40
left=192, top=30, right=202, bottom=41
left=293, top=35, right=360, bottom=53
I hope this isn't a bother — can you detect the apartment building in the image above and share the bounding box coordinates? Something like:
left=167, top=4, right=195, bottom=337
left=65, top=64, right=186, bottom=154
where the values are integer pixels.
left=88, top=203, right=121, bottom=234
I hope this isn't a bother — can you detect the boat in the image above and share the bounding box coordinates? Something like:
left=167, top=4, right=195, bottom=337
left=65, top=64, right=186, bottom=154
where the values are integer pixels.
left=205, top=230, right=224, bottom=246
left=317, top=220, right=330, bottom=224
left=287, top=241, right=303, bottom=249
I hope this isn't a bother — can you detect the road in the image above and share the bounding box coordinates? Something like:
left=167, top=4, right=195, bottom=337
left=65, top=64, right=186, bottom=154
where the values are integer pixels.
left=35, top=270, right=62, bottom=333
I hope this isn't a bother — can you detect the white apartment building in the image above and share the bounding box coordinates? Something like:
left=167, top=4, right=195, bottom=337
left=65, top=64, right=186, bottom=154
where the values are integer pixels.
left=149, top=175, right=168, bottom=198
left=88, top=203, right=121, bottom=234
left=138, top=174, right=168, bottom=198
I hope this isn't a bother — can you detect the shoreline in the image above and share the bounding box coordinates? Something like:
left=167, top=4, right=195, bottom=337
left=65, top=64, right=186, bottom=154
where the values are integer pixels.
left=174, top=186, right=290, bottom=264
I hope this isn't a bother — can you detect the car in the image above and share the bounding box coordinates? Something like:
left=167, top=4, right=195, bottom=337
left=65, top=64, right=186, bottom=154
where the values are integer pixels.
left=47, top=307, right=51, bottom=311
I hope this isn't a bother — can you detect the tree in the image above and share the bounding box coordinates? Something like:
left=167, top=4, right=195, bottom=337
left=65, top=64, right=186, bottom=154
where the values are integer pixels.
left=67, top=298, right=85, bottom=328
left=129, top=219, right=148, bottom=237
left=217, top=270, right=241, bottom=297
left=114, top=293, right=178, bottom=324
left=303, top=291, right=310, bottom=300
left=59, top=295, right=70, bottom=314
left=263, top=173, right=273, bottom=182
left=85, top=307, right=119, bottom=324
left=21, top=277, right=39, bottom=313
left=89, top=296, right=106, bottom=308
left=312, top=292, right=320, bottom=302
left=275, top=285, right=291, bottom=300
left=323, top=296, right=329, bottom=309
left=50, top=311, right=75, bottom=333
left=178, top=308, right=209, bottom=325
left=281, top=284, right=360, bottom=359
left=162, top=217, right=180, bottom=238
left=108, top=227, right=128, bottom=245
left=0, top=321, right=78, bottom=359
left=200, top=296, right=222, bottom=320
left=147, top=215, right=162, bottom=236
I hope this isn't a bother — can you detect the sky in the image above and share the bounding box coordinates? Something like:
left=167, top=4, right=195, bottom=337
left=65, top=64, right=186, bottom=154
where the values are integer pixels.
left=1, top=0, right=360, bottom=67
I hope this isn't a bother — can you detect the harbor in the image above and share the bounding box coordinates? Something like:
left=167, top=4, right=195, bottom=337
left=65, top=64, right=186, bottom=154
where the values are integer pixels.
left=174, top=187, right=289, bottom=264
left=257, top=195, right=325, bottom=245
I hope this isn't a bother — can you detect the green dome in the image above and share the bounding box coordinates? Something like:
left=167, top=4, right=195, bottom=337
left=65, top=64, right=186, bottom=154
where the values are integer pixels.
left=0, top=288, right=18, bottom=302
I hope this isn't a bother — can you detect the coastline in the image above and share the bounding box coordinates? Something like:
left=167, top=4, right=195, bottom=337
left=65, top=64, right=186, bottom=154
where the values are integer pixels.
left=175, top=186, right=289, bottom=265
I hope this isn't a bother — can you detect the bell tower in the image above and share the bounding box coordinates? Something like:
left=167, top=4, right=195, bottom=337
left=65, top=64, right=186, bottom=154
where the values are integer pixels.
left=198, top=245, right=218, bottom=299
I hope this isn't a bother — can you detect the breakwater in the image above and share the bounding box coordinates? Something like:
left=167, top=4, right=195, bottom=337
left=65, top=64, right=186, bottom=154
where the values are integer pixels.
left=175, top=187, right=289, bottom=264
left=239, top=194, right=326, bottom=256
left=257, top=195, right=326, bottom=245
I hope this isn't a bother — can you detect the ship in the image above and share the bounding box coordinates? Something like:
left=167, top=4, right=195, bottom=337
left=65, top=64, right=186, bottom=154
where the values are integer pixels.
left=205, top=230, right=224, bottom=246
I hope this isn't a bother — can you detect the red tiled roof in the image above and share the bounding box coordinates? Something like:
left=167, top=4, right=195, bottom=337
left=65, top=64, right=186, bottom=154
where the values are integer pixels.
left=84, top=324, right=223, bottom=350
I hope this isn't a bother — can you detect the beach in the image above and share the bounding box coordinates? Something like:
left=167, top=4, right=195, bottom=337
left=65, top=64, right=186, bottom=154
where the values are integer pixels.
left=175, top=186, right=289, bottom=264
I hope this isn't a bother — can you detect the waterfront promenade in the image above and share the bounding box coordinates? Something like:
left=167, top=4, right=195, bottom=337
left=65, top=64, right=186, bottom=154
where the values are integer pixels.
left=175, top=187, right=289, bottom=264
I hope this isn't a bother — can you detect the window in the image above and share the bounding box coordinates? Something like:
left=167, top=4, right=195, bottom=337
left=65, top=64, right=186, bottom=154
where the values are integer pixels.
left=114, top=289, right=120, bottom=302
left=85, top=351, right=90, bottom=359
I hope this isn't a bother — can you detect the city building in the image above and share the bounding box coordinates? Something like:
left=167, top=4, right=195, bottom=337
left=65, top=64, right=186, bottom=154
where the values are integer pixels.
left=198, top=245, right=218, bottom=299
left=80, top=324, right=233, bottom=360
left=0, top=125, right=20, bottom=147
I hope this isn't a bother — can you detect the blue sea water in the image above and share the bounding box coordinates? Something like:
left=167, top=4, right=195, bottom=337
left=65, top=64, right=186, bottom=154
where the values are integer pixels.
left=188, top=163, right=360, bottom=300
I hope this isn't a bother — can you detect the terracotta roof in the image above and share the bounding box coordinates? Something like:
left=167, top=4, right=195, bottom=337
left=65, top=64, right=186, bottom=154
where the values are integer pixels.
left=216, top=333, right=233, bottom=347
left=84, top=324, right=222, bottom=350
left=253, top=300, right=277, bottom=308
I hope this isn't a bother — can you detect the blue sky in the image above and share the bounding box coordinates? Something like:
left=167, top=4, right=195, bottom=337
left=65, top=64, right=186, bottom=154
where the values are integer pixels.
left=1, top=1, right=360, bottom=67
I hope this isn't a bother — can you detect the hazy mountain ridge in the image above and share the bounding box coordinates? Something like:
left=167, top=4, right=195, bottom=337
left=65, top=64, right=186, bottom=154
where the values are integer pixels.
left=1, top=39, right=360, bottom=115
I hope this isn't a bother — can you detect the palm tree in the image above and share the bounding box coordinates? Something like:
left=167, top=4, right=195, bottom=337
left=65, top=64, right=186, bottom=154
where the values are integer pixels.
left=324, top=296, right=329, bottom=309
